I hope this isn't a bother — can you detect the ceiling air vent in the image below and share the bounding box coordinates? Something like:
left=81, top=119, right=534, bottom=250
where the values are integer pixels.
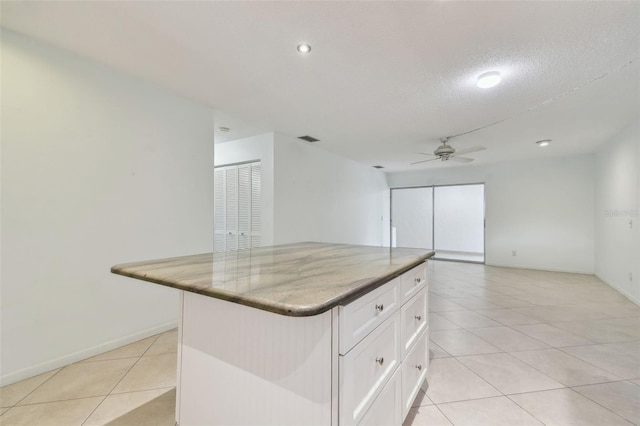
left=298, top=135, right=320, bottom=142
left=372, top=165, right=384, bottom=169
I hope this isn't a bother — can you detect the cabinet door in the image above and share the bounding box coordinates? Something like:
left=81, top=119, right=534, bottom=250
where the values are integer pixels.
left=401, top=262, right=426, bottom=303
left=357, top=368, right=402, bottom=426
left=400, top=288, right=428, bottom=358
left=340, top=311, right=401, bottom=425
left=339, top=278, right=400, bottom=354
left=401, top=331, right=428, bottom=421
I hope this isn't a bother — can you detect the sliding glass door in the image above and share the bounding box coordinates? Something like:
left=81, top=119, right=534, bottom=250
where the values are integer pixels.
left=433, top=184, right=485, bottom=262
left=391, top=187, right=433, bottom=249
left=391, top=184, right=485, bottom=263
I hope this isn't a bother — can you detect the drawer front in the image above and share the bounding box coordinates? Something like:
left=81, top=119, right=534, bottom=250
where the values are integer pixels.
left=357, top=368, right=402, bottom=426
left=340, top=310, right=401, bottom=425
left=401, top=330, right=428, bottom=421
left=401, top=288, right=428, bottom=357
left=401, top=263, right=427, bottom=303
left=339, top=277, right=400, bottom=354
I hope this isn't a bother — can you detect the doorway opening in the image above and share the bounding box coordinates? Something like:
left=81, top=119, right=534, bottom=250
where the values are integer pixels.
left=390, top=183, right=485, bottom=263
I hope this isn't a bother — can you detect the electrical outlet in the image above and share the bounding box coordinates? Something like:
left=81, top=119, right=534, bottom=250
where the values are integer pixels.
left=512, top=250, right=517, bottom=256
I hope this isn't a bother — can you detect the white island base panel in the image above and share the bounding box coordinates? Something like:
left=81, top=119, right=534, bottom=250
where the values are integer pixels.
left=176, top=265, right=429, bottom=426
left=178, top=291, right=335, bottom=426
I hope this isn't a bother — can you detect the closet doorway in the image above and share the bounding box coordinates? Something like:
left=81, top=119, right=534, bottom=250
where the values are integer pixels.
left=214, top=161, right=261, bottom=252
left=391, top=183, right=485, bottom=263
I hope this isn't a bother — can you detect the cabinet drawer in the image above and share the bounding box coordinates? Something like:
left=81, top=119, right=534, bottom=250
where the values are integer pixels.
left=357, top=368, right=402, bottom=426
left=401, top=330, right=428, bottom=421
left=401, top=288, right=428, bottom=358
left=339, top=277, right=400, bottom=354
left=340, top=310, right=401, bottom=426
left=401, top=263, right=427, bottom=303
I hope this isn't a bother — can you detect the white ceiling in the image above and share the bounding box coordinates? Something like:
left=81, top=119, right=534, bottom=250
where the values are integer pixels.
left=2, top=1, right=639, bottom=172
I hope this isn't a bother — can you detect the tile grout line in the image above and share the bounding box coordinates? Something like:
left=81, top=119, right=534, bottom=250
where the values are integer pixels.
left=554, top=341, right=640, bottom=379
left=432, top=402, right=456, bottom=426
left=568, top=383, right=640, bottom=425
left=80, top=333, right=162, bottom=426
left=505, top=391, right=554, bottom=425
left=569, top=380, right=636, bottom=424
left=8, top=366, right=66, bottom=409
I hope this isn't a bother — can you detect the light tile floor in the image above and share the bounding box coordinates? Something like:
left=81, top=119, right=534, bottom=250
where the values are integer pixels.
left=0, top=331, right=177, bottom=425
left=1, top=261, right=638, bottom=425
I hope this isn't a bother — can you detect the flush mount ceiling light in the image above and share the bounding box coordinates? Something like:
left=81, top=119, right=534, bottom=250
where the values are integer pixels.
left=297, top=43, right=311, bottom=54
left=219, top=127, right=231, bottom=133
left=476, top=71, right=502, bottom=89
left=536, top=139, right=551, bottom=147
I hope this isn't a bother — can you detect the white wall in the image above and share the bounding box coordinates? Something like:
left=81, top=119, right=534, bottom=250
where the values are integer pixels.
left=272, top=134, right=388, bottom=246
left=595, top=122, right=639, bottom=304
left=1, top=30, right=215, bottom=384
left=387, top=155, right=595, bottom=273
left=215, top=133, right=275, bottom=245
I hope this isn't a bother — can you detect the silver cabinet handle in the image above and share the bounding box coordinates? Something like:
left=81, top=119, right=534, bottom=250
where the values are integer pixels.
left=376, top=357, right=384, bottom=365
left=375, top=304, right=384, bottom=312
left=415, top=315, right=422, bottom=321
left=416, top=365, right=422, bottom=371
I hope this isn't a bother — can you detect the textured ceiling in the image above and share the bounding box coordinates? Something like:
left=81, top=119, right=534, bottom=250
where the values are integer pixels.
left=2, top=1, right=639, bottom=172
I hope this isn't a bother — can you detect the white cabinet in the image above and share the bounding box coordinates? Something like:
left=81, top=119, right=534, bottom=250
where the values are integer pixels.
left=339, top=266, right=429, bottom=426
left=177, top=261, right=429, bottom=426
left=401, top=332, right=428, bottom=419
left=214, top=162, right=261, bottom=252
left=339, top=311, right=401, bottom=425
left=358, top=369, right=402, bottom=426
left=401, top=263, right=427, bottom=302
left=400, top=288, right=428, bottom=358
left=339, top=277, right=400, bottom=355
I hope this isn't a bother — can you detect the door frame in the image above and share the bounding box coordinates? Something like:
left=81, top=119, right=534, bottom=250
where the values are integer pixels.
left=390, top=182, right=486, bottom=264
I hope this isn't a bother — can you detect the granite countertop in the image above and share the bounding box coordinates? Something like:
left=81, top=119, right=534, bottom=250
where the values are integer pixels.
left=111, top=242, right=433, bottom=317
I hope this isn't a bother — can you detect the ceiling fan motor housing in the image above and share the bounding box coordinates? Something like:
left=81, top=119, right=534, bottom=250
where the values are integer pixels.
left=434, top=144, right=456, bottom=156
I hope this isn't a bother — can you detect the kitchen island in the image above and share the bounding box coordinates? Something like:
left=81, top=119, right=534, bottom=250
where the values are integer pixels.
left=112, top=242, right=433, bottom=426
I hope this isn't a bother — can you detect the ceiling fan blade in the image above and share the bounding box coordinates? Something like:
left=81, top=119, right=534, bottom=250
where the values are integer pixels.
left=410, top=157, right=441, bottom=165
left=417, top=152, right=436, bottom=157
left=453, top=146, right=486, bottom=156
left=449, top=156, right=474, bottom=163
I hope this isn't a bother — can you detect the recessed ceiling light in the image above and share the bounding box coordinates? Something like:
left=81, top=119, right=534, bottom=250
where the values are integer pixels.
left=219, top=127, right=231, bottom=133
left=297, top=44, right=311, bottom=54
left=476, top=71, right=502, bottom=89
left=536, top=139, right=551, bottom=147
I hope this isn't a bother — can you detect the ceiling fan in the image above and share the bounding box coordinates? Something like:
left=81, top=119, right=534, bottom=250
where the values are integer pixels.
left=411, top=137, right=486, bottom=165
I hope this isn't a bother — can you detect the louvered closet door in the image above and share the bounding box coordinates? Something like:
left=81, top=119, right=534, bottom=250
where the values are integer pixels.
left=214, top=168, right=226, bottom=252
left=214, top=161, right=261, bottom=252
left=237, top=165, right=251, bottom=250
left=250, top=163, right=261, bottom=248
left=225, top=167, right=238, bottom=251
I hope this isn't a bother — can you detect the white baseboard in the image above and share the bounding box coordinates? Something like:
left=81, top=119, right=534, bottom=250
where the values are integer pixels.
left=485, top=262, right=594, bottom=275
left=595, top=273, right=640, bottom=307
left=0, top=321, right=178, bottom=387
